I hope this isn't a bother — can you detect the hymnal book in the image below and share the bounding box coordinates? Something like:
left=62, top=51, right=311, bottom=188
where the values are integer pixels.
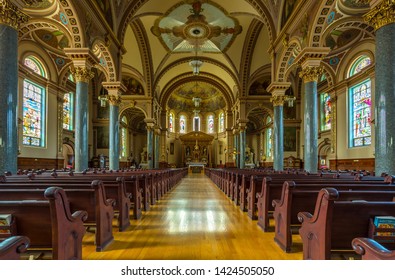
left=0, top=214, right=13, bottom=234
left=373, top=216, right=395, bottom=236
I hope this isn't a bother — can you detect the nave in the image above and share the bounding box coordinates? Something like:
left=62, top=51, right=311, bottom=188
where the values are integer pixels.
left=82, top=174, right=302, bottom=260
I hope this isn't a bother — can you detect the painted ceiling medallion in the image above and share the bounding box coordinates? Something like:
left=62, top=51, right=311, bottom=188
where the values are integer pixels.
left=338, top=0, right=370, bottom=15
left=151, top=0, right=242, bottom=53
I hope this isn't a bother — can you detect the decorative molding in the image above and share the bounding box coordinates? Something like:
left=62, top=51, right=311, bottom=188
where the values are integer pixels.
left=364, top=0, right=395, bottom=30
left=0, top=0, right=28, bottom=29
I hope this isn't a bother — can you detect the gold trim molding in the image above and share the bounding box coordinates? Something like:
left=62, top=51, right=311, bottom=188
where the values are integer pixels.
left=299, top=66, right=323, bottom=83
left=72, top=67, right=94, bottom=83
left=0, top=0, right=28, bottom=29
left=364, top=0, right=395, bottom=30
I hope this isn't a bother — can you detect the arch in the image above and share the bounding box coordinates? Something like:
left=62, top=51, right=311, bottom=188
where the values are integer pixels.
left=57, top=0, right=86, bottom=48
left=62, top=142, right=75, bottom=169
left=159, top=74, right=234, bottom=112
left=92, top=39, right=117, bottom=82
left=23, top=55, right=47, bottom=78
left=348, top=54, right=373, bottom=78
left=278, top=38, right=302, bottom=82
left=307, top=0, right=337, bottom=48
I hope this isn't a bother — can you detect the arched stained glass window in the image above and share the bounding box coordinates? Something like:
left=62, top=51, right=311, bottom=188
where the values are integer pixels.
left=266, top=116, right=272, bottom=158
left=219, top=112, right=224, bottom=132
left=179, top=115, right=186, bottom=133
left=349, top=80, right=372, bottom=147
left=349, top=55, right=372, bottom=77
left=24, top=56, right=46, bottom=77
left=207, top=115, right=214, bottom=133
left=193, top=116, right=200, bottom=132
left=23, top=80, right=45, bottom=147
left=320, top=93, right=331, bottom=131
left=169, top=113, right=174, bottom=132
left=63, top=93, right=73, bottom=130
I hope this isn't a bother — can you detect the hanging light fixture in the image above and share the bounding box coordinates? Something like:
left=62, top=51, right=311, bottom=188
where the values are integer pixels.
left=189, top=32, right=203, bottom=75
left=98, top=87, right=108, bottom=107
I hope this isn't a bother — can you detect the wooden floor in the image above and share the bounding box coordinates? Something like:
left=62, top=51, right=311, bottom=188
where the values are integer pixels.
left=82, top=173, right=303, bottom=260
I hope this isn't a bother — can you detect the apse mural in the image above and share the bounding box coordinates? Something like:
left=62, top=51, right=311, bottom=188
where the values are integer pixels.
left=249, top=78, right=271, bottom=95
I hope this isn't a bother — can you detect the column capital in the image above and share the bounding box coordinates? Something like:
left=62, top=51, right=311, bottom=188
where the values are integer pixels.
left=103, top=81, right=126, bottom=106
left=71, top=67, right=95, bottom=83
left=364, top=0, right=395, bottom=30
left=270, top=94, right=286, bottom=107
left=299, top=65, right=324, bottom=83
left=108, top=95, right=122, bottom=106
left=0, top=0, right=28, bottom=29
left=293, top=47, right=331, bottom=69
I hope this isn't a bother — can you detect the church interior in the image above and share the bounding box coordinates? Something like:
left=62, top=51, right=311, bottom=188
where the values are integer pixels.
left=1, top=0, right=395, bottom=261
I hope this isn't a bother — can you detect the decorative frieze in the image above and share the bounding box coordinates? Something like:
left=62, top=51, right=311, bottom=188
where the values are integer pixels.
left=0, top=0, right=28, bottom=29
left=364, top=0, right=395, bottom=30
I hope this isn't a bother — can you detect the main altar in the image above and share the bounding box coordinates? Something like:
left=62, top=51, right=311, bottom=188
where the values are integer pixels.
left=179, top=131, right=214, bottom=173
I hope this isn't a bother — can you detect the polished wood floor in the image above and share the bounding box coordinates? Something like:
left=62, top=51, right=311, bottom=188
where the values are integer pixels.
left=82, top=173, right=303, bottom=260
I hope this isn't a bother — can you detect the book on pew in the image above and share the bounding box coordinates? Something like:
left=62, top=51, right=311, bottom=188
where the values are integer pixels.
left=373, top=216, right=395, bottom=236
left=0, top=214, right=13, bottom=234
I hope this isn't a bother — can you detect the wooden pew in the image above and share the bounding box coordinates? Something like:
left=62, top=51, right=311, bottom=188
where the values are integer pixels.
left=1, top=174, right=132, bottom=229
left=0, top=187, right=87, bottom=259
left=273, top=182, right=395, bottom=252
left=0, top=236, right=30, bottom=260
left=0, top=180, right=115, bottom=252
left=256, top=175, right=395, bottom=232
left=352, top=237, right=395, bottom=260
left=298, top=188, right=395, bottom=260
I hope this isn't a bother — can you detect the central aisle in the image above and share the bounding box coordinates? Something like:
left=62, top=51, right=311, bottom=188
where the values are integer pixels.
left=83, top=173, right=303, bottom=260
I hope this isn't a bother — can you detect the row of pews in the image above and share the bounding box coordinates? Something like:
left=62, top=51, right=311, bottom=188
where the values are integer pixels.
left=0, top=167, right=188, bottom=260
left=205, top=168, right=395, bottom=260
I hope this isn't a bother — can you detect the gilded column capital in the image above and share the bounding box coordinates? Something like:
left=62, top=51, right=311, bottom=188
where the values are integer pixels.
left=271, top=94, right=286, bottom=107
left=364, top=0, right=395, bottom=30
left=108, top=94, right=122, bottom=106
left=299, top=66, right=323, bottom=83
left=0, top=0, right=28, bottom=29
left=72, top=67, right=94, bottom=83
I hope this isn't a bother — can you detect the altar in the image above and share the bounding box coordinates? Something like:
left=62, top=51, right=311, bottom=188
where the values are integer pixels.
left=187, top=162, right=206, bottom=173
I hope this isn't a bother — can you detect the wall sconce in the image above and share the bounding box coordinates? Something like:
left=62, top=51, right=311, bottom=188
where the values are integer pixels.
left=285, top=96, right=296, bottom=107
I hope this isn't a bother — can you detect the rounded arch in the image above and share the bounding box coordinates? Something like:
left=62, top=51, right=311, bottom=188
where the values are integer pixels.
left=154, top=56, right=240, bottom=96
left=307, top=0, right=337, bottom=48
left=92, top=39, right=117, bottom=82
left=320, top=62, right=336, bottom=88
left=159, top=74, right=234, bottom=112
left=57, top=0, right=86, bottom=48
left=278, top=38, right=302, bottom=82
left=336, top=41, right=375, bottom=82
left=320, top=16, right=375, bottom=50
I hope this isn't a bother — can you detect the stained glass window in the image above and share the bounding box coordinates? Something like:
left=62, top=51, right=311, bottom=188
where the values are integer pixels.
left=320, top=93, right=331, bottom=131
left=349, top=80, right=371, bottom=147
left=179, top=115, right=186, bottom=133
left=23, top=80, right=45, bottom=147
left=121, top=117, right=128, bottom=158
left=266, top=116, right=272, bottom=158
left=169, top=113, right=174, bottom=132
left=207, top=115, right=214, bottom=133
left=219, top=112, right=224, bottom=132
left=193, top=116, right=200, bottom=132
left=63, top=93, right=73, bottom=130
left=24, top=56, right=46, bottom=77
left=349, top=55, right=372, bottom=77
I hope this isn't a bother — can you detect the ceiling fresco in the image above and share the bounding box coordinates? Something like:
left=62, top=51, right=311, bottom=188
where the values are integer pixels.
left=325, top=28, right=362, bottom=51
left=249, top=78, right=271, bottom=96
left=122, top=76, right=145, bottom=95
left=167, top=81, right=226, bottom=113
left=151, top=0, right=242, bottom=53
left=34, top=29, right=70, bottom=51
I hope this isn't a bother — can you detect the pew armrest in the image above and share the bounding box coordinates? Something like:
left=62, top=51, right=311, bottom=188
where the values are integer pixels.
left=72, top=210, right=88, bottom=222
left=272, top=199, right=280, bottom=208
left=297, top=211, right=313, bottom=223
left=0, top=236, right=30, bottom=260
left=352, top=237, right=395, bottom=260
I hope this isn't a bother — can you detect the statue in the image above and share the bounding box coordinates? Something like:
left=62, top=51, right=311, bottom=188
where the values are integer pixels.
left=140, top=146, right=148, bottom=163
